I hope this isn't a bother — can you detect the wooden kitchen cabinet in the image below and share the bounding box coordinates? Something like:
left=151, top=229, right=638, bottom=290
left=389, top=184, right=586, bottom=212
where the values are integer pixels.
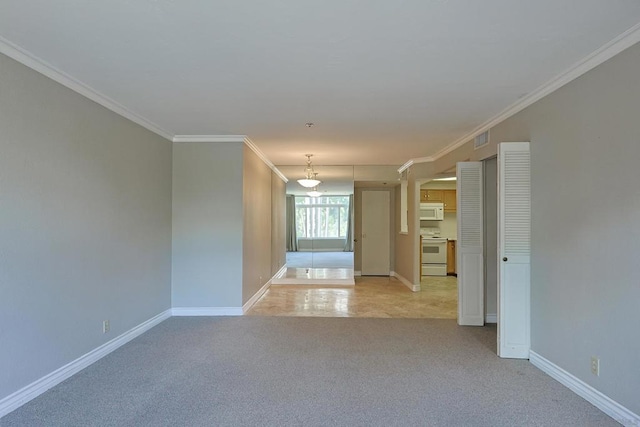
left=425, top=189, right=443, bottom=202
left=443, top=190, right=456, bottom=212
left=447, top=240, right=456, bottom=275
left=421, top=189, right=455, bottom=209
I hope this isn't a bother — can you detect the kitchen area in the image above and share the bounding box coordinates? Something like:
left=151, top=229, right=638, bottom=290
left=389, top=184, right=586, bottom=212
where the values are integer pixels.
left=419, top=179, right=457, bottom=278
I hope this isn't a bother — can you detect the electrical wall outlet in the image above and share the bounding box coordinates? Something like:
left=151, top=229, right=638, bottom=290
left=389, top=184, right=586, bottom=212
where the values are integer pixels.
left=591, top=356, right=600, bottom=376
left=103, top=320, right=110, bottom=334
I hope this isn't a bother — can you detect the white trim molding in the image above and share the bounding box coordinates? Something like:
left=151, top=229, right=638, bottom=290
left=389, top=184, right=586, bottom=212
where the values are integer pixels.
left=397, top=160, right=414, bottom=174
left=0, top=309, right=172, bottom=418
left=354, top=271, right=362, bottom=277
left=171, top=307, right=243, bottom=316
left=0, top=36, right=173, bottom=141
left=398, top=21, right=640, bottom=168
left=530, top=351, right=640, bottom=427
left=0, top=37, right=285, bottom=186
left=411, top=155, right=435, bottom=164
left=485, top=313, right=497, bottom=324
left=172, top=135, right=246, bottom=143
left=391, top=271, right=420, bottom=292
left=242, top=265, right=287, bottom=313
left=243, top=137, right=289, bottom=183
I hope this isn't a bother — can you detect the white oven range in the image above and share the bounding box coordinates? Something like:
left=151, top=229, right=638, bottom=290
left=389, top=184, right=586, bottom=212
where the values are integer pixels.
left=421, top=236, right=448, bottom=276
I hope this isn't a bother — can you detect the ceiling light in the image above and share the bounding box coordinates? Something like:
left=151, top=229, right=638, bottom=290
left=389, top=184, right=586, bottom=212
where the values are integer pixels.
left=297, top=155, right=321, bottom=188
left=306, top=174, right=322, bottom=197
left=307, top=186, right=322, bottom=197
left=433, top=177, right=457, bottom=181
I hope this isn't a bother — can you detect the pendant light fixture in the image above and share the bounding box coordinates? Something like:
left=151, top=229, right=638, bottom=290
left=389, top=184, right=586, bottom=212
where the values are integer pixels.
left=306, top=187, right=322, bottom=197
left=306, top=173, right=322, bottom=197
left=297, top=154, right=321, bottom=188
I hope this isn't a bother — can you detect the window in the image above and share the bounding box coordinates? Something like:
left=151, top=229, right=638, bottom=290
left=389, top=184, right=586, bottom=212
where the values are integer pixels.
left=295, top=196, right=349, bottom=238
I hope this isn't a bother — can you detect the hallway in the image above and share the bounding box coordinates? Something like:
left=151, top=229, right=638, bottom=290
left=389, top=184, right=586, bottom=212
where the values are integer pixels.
left=246, top=275, right=457, bottom=318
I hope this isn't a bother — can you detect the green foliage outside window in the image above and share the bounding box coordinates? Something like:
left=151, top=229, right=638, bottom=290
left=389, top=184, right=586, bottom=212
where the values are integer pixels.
left=295, top=196, right=349, bottom=238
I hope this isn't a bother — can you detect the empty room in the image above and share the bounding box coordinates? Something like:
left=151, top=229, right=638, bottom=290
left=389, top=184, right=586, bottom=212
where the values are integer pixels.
left=1, top=2, right=639, bottom=426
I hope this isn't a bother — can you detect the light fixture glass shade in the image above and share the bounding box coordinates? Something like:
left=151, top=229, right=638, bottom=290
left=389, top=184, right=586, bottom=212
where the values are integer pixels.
left=298, top=178, right=321, bottom=188
left=298, top=154, right=321, bottom=188
left=307, top=188, right=322, bottom=197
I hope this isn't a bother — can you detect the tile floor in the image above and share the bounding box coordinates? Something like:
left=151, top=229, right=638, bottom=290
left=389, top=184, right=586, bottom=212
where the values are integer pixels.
left=246, top=274, right=458, bottom=318
left=271, top=267, right=355, bottom=285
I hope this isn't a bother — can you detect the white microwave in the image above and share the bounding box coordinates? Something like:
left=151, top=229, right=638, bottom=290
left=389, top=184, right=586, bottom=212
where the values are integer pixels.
left=420, top=203, right=444, bottom=221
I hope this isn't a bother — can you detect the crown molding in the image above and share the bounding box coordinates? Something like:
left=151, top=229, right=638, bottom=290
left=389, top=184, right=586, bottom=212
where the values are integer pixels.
left=412, top=156, right=435, bottom=164
left=397, top=160, right=414, bottom=174
left=0, top=36, right=173, bottom=141
left=4, top=18, right=638, bottom=172
left=405, top=21, right=640, bottom=167
left=172, top=135, right=246, bottom=143
left=243, top=137, right=288, bottom=183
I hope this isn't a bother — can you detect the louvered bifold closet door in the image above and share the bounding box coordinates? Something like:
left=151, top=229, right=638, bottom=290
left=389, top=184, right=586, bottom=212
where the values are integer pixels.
left=498, top=142, right=531, bottom=359
left=456, top=162, right=484, bottom=326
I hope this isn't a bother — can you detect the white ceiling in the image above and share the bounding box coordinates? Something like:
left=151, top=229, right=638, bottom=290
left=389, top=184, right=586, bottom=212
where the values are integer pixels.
left=278, top=165, right=355, bottom=195
left=1, top=1, right=640, bottom=166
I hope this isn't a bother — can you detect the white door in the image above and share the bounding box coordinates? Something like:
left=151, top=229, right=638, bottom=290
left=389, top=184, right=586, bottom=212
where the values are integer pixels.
left=456, top=162, right=484, bottom=326
left=498, top=142, right=531, bottom=359
left=361, top=191, right=390, bottom=276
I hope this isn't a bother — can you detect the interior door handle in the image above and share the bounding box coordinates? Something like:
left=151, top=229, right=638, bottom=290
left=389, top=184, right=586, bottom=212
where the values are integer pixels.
left=503, top=257, right=508, bottom=262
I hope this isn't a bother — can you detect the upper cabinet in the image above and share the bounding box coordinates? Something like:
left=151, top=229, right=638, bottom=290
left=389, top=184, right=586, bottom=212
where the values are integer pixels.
left=423, top=189, right=444, bottom=202
left=443, top=190, right=456, bottom=212
left=420, top=188, right=457, bottom=212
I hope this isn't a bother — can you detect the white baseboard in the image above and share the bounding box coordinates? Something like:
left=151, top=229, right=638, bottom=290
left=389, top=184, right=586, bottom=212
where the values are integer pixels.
left=242, top=265, right=286, bottom=313
left=297, top=248, right=345, bottom=252
left=530, top=351, right=639, bottom=427
left=391, top=271, right=420, bottom=292
left=485, top=313, right=497, bottom=323
left=171, top=307, right=243, bottom=316
left=0, top=309, right=172, bottom=419
left=354, top=271, right=362, bottom=277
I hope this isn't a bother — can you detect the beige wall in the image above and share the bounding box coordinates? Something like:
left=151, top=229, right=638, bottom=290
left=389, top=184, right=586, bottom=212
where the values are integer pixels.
left=393, top=172, right=420, bottom=284
left=242, top=146, right=275, bottom=304
left=419, top=42, right=640, bottom=413
left=271, top=171, right=286, bottom=276
left=173, top=143, right=286, bottom=309
left=495, top=43, right=639, bottom=414
left=1, top=52, right=172, bottom=401
left=420, top=181, right=457, bottom=190
left=172, top=142, right=244, bottom=308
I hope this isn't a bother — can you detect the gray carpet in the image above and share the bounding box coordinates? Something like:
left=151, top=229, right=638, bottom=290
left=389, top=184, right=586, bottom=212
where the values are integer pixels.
left=1, top=317, right=616, bottom=427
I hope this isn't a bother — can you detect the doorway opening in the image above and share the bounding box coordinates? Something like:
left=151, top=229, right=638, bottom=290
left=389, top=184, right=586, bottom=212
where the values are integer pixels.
left=418, top=177, right=459, bottom=319
left=273, top=164, right=356, bottom=285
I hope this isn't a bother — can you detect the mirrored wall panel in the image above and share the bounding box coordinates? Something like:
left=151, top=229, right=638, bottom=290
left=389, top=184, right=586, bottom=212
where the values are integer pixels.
left=279, top=164, right=354, bottom=271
